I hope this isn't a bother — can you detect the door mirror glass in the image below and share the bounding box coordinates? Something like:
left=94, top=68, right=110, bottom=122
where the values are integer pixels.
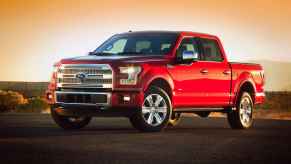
left=181, top=51, right=198, bottom=63
left=105, top=44, right=113, bottom=51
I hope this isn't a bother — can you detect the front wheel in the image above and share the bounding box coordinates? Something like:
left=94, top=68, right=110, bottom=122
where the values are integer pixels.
left=227, top=92, right=254, bottom=129
left=129, top=86, right=172, bottom=132
left=51, top=107, right=92, bottom=130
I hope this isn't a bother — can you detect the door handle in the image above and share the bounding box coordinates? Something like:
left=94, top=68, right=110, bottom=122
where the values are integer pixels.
left=223, top=70, right=231, bottom=75
left=200, top=69, right=208, bottom=74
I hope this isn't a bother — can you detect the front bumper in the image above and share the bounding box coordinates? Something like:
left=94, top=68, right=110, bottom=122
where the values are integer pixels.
left=46, top=88, right=144, bottom=117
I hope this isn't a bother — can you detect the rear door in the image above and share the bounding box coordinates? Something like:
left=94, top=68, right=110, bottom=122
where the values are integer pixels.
left=197, top=37, right=232, bottom=106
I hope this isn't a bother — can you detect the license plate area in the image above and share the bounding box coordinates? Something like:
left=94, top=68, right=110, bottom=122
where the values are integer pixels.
left=55, top=92, right=110, bottom=106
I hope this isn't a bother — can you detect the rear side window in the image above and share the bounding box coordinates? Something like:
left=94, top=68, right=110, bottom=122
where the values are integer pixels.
left=136, top=41, right=151, bottom=53
left=200, top=38, right=223, bottom=62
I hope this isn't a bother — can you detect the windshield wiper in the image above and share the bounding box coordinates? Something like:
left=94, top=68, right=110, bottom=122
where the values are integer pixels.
left=89, top=51, right=144, bottom=56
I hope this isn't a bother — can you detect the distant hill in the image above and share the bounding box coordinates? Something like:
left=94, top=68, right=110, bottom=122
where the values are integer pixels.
left=247, top=60, right=291, bottom=91
left=284, top=84, right=291, bottom=91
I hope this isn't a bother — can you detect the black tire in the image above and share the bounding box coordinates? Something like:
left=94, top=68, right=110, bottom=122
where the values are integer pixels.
left=196, top=111, right=211, bottom=118
left=129, top=86, right=172, bottom=132
left=168, top=112, right=181, bottom=127
left=227, top=92, right=254, bottom=129
left=51, top=107, right=91, bottom=130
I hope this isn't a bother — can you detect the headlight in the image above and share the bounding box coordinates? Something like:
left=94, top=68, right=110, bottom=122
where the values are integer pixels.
left=53, top=65, right=59, bottom=74
left=50, top=63, right=61, bottom=88
left=119, top=66, right=142, bottom=85
left=51, top=66, right=58, bottom=82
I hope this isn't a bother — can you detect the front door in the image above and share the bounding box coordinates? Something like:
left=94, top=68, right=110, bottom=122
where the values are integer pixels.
left=168, top=37, right=208, bottom=107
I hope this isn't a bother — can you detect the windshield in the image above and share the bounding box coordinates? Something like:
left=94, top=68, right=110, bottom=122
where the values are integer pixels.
left=93, top=33, right=178, bottom=56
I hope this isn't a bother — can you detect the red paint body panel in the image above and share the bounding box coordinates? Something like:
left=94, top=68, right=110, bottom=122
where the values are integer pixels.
left=46, top=31, right=265, bottom=111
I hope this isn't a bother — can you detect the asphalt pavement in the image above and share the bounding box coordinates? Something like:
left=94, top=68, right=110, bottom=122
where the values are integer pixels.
left=0, top=113, right=291, bottom=164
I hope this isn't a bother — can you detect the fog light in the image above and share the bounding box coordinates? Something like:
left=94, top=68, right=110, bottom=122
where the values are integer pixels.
left=123, top=95, right=131, bottom=102
left=47, top=93, right=53, bottom=100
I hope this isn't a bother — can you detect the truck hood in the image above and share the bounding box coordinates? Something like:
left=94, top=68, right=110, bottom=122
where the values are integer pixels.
left=60, top=55, right=170, bottom=65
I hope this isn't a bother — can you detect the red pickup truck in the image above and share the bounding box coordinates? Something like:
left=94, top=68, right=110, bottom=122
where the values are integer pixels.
left=46, top=31, right=265, bottom=132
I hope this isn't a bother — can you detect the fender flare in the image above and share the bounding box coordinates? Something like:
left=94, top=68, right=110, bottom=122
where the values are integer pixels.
left=233, top=78, right=256, bottom=105
left=141, top=70, right=174, bottom=93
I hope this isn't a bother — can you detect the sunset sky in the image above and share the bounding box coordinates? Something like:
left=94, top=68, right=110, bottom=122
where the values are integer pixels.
left=1, top=0, right=291, bottom=81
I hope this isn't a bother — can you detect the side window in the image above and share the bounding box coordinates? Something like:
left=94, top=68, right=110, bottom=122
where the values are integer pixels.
left=136, top=41, right=151, bottom=53
left=200, top=38, right=223, bottom=62
left=103, top=39, right=127, bottom=54
left=161, top=43, right=171, bottom=53
left=176, top=38, right=198, bottom=59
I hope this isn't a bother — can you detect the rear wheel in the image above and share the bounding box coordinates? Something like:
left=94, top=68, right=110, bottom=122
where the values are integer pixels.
left=51, top=107, right=91, bottom=130
left=129, top=86, right=172, bottom=132
left=227, top=92, right=254, bottom=129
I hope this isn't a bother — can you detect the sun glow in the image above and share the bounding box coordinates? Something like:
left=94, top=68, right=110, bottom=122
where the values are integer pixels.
left=1, top=0, right=291, bottom=81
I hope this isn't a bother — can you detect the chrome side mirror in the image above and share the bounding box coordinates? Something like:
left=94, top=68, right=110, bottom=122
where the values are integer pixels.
left=181, top=51, right=198, bottom=63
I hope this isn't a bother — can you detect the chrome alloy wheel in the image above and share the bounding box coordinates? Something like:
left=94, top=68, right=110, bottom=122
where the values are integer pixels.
left=239, top=96, right=253, bottom=127
left=142, top=94, right=168, bottom=126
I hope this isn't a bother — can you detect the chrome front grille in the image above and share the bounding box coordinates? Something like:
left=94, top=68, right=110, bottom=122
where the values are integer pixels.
left=56, top=64, right=113, bottom=89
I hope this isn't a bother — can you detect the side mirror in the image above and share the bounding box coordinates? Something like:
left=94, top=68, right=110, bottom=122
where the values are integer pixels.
left=88, top=51, right=95, bottom=55
left=105, top=44, right=113, bottom=51
left=180, top=51, right=198, bottom=63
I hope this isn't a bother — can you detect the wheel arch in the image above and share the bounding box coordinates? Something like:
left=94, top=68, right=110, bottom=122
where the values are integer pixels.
left=235, top=80, right=256, bottom=104
left=144, top=77, right=174, bottom=100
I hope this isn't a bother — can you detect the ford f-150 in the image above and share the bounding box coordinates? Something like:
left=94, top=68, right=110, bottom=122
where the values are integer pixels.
left=46, top=31, right=265, bottom=132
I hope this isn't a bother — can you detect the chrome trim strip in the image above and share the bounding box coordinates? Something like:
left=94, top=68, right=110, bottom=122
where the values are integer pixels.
left=57, top=83, right=112, bottom=88
left=57, top=74, right=113, bottom=79
left=55, top=91, right=111, bottom=106
left=60, top=64, right=111, bottom=69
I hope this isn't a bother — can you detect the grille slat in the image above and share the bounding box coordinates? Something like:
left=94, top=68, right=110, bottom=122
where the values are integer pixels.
left=60, top=69, right=112, bottom=75
left=59, top=78, right=112, bottom=84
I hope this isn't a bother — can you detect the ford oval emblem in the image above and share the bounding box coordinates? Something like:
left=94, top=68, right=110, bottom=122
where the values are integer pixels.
left=76, top=72, right=87, bottom=82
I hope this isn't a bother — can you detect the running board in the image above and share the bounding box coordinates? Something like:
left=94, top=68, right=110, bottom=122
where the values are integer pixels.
left=174, top=107, right=228, bottom=113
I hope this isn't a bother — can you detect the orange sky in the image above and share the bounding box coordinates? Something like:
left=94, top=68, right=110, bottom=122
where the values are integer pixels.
left=1, top=0, right=291, bottom=81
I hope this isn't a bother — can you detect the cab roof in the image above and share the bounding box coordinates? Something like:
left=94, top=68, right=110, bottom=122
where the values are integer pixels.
left=119, top=30, right=218, bottom=38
